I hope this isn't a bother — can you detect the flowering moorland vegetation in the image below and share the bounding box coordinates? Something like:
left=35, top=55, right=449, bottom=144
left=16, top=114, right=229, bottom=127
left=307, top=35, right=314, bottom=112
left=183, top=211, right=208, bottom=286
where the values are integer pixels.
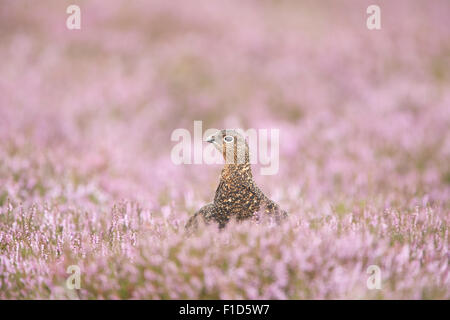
left=0, top=0, right=449, bottom=299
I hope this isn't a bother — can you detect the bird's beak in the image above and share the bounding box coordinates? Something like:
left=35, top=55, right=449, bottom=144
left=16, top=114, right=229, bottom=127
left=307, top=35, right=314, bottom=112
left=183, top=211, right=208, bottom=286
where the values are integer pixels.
left=205, top=135, right=215, bottom=143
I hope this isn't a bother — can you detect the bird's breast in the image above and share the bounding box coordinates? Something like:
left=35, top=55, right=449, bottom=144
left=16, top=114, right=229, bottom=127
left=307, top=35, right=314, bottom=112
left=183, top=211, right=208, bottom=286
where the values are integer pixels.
left=214, top=180, right=262, bottom=219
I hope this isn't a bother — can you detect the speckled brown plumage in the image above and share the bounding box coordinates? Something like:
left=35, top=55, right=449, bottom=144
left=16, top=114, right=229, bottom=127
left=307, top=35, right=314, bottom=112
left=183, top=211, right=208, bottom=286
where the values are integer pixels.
left=185, top=129, right=287, bottom=232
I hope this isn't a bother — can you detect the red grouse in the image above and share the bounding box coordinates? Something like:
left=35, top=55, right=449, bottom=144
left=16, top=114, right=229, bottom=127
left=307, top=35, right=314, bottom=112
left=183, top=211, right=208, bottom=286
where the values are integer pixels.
left=185, top=129, right=287, bottom=232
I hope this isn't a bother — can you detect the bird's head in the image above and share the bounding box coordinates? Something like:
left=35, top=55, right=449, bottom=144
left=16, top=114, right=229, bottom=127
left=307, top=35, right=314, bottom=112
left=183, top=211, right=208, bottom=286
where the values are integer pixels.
left=205, top=129, right=250, bottom=165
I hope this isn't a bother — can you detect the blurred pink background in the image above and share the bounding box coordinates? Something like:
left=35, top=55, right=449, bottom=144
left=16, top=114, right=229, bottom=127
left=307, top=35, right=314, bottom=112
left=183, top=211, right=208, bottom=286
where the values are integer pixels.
left=0, top=0, right=449, bottom=299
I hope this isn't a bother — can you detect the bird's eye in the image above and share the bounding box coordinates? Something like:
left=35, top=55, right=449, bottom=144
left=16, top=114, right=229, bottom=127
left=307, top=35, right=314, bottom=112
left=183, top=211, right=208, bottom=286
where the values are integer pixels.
left=223, top=135, right=234, bottom=143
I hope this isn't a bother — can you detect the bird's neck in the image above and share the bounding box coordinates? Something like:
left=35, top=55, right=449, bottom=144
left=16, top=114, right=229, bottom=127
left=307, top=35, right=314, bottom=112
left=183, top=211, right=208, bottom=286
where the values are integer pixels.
left=220, top=145, right=252, bottom=182
left=221, top=162, right=253, bottom=182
